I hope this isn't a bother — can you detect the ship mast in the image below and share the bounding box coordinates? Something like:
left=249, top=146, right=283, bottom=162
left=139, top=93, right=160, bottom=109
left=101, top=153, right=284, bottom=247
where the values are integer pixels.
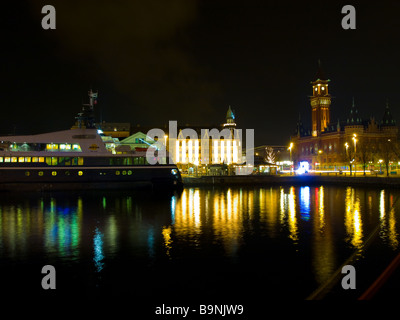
left=74, top=89, right=98, bottom=129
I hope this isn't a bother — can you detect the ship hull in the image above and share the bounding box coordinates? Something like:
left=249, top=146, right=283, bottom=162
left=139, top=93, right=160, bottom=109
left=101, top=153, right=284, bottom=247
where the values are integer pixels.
left=0, top=166, right=183, bottom=191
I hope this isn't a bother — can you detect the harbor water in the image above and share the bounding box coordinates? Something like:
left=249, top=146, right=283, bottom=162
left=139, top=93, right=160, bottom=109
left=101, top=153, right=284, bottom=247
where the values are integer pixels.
left=1, top=185, right=400, bottom=304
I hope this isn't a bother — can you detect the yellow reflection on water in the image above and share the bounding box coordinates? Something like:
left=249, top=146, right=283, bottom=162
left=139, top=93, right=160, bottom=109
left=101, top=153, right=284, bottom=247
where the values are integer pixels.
left=174, top=189, right=202, bottom=235
left=344, top=187, right=363, bottom=251
left=162, top=226, right=173, bottom=258
left=173, top=188, right=243, bottom=254
left=319, top=186, right=325, bottom=231
left=379, top=190, right=399, bottom=249
left=288, top=187, right=298, bottom=242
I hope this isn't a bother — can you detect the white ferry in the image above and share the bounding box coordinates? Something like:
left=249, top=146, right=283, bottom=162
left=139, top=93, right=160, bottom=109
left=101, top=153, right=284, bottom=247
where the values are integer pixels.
left=0, top=90, right=182, bottom=191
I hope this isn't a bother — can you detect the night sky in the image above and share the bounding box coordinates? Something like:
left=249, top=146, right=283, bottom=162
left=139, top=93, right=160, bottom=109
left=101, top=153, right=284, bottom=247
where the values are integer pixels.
left=2, top=0, right=400, bottom=146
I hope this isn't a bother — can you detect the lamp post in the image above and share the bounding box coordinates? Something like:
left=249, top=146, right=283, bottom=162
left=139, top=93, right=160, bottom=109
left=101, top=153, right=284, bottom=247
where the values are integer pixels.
left=352, top=134, right=357, bottom=176
left=288, top=142, right=293, bottom=175
left=345, top=142, right=351, bottom=176
left=164, top=135, right=168, bottom=150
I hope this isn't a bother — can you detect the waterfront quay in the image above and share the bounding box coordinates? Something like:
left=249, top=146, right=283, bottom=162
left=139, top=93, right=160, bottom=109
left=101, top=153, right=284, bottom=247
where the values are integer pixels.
left=183, top=173, right=400, bottom=188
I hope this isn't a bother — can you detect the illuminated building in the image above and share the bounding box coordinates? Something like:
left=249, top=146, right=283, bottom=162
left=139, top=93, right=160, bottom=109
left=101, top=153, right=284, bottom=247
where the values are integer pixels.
left=291, top=62, right=399, bottom=173
left=173, top=106, right=242, bottom=175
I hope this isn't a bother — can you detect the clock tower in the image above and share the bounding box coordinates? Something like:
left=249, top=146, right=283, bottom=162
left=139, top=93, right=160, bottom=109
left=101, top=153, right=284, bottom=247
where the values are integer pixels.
left=310, top=60, right=331, bottom=136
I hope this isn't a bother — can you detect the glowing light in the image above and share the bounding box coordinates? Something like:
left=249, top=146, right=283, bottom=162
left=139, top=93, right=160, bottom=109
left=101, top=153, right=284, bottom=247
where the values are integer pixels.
left=194, top=140, right=199, bottom=164
left=227, top=140, right=231, bottom=164
left=182, top=140, right=186, bottom=163
left=297, top=161, right=309, bottom=174
left=233, top=141, right=238, bottom=163
left=176, top=140, right=179, bottom=163
left=214, top=141, right=218, bottom=163
left=188, top=140, right=193, bottom=163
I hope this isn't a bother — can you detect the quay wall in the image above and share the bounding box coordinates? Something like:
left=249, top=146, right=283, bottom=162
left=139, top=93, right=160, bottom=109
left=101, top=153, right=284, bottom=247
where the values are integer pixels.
left=182, top=174, right=400, bottom=188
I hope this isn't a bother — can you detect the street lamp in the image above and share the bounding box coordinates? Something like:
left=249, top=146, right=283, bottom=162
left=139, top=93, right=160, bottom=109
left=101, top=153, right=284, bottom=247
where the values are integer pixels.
left=288, top=142, right=293, bottom=174
left=345, top=142, right=350, bottom=175
left=164, top=135, right=168, bottom=151
left=352, top=134, right=357, bottom=176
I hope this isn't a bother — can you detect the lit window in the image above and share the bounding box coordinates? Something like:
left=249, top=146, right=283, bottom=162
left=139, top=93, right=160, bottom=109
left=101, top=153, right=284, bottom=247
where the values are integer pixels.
left=52, top=171, right=57, bottom=176
left=39, top=157, right=45, bottom=163
left=25, top=157, right=31, bottom=162
left=78, top=157, right=84, bottom=165
left=122, top=171, right=126, bottom=175
left=12, top=157, right=17, bottom=162
left=5, top=157, right=10, bottom=163
left=315, top=88, right=317, bottom=91
left=116, top=171, right=120, bottom=175
left=322, top=87, right=325, bottom=90
left=0, top=157, right=3, bottom=162
left=18, top=157, right=25, bottom=163
left=72, top=144, right=81, bottom=151
left=128, top=170, right=132, bottom=175
left=38, top=171, right=43, bottom=176
left=25, top=171, right=30, bottom=176
left=78, top=171, right=83, bottom=176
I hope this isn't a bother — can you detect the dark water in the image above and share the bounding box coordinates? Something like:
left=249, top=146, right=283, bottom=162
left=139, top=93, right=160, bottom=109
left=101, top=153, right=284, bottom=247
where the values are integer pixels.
left=1, top=185, right=400, bottom=306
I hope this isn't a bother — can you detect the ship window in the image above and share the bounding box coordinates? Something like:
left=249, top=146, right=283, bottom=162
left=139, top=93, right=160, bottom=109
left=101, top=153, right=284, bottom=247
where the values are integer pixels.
left=122, top=171, right=126, bottom=175
left=78, top=157, right=84, bottom=165
left=0, top=157, right=3, bottom=162
left=25, top=171, right=30, bottom=176
left=52, top=157, right=58, bottom=166
left=52, top=171, right=57, bottom=176
left=39, top=157, right=45, bottom=163
left=72, top=144, right=82, bottom=151
left=12, top=157, right=17, bottom=162
left=18, top=157, right=25, bottom=162
left=72, top=157, right=78, bottom=165
left=65, top=157, right=71, bottom=165
left=32, top=157, right=38, bottom=162
left=25, top=157, right=31, bottom=162
left=46, top=143, right=58, bottom=151
left=116, top=170, right=120, bottom=175
left=128, top=170, right=132, bottom=175
left=5, top=157, right=10, bottom=163
left=78, top=171, right=83, bottom=176
left=60, top=144, right=71, bottom=151
left=65, top=171, right=70, bottom=176
left=38, top=171, right=43, bottom=176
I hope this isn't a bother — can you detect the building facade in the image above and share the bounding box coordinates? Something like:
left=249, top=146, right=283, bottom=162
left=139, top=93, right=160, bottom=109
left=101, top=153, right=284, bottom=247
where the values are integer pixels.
left=173, top=106, right=242, bottom=175
left=291, top=62, right=399, bottom=173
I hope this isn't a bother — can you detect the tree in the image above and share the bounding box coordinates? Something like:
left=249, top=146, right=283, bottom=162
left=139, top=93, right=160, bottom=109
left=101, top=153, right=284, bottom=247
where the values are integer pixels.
left=265, top=146, right=276, bottom=164
left=343, top=141, right=356, bottom=175
left=358, top=138, right=373, bottom=176
left=378, top=139, right=394, bottom=177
